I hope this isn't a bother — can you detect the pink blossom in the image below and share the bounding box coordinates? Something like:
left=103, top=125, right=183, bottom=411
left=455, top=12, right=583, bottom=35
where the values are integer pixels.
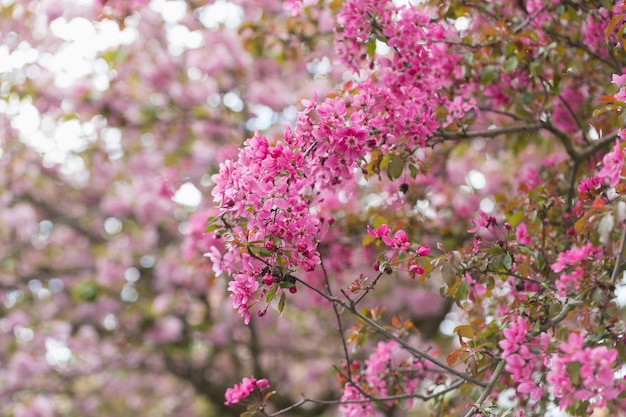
left=224, top=377, right=270, bottom=405
left=409, top=263, right=424, bottom=278
left=515, top=223, right=532, bottom=246
left=367, top=224, right=389, bottom=238
left=338, top=384, right=376, bottom=417
left=227, top=273, right=260, bottom=324
left=554, top=267, right=584, bottom=297
left=550, top=243, right=598, bottom=273
left=577, top=176, right=603, bottom=195
left=613, top=73, right=626, bottom=87
left=468, top=211, right=495, bottom=233
left=382, top=229, right=410, bottom=250
left=547, top=333, right=622, bottom=410
left=416, top=245, right=430, bottom=256
left=597, top=139, right=624, bottom=187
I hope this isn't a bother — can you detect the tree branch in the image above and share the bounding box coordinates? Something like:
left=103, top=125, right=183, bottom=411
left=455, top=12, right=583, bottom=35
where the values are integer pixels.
left=293, top=276, right=487, bottom=386
left=462, top=359, right=505, bottom=417
left=611, top=220, right=626, bottom=284
left=432, top=122, right=544, bottom=142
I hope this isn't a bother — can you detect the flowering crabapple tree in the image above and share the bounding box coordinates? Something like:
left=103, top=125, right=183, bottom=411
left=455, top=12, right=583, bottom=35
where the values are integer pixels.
left=211, top=0, right=626, bottom=416
left=1, top=0, right=345, bottom=416
left=3, top=0, right=626, bottom=417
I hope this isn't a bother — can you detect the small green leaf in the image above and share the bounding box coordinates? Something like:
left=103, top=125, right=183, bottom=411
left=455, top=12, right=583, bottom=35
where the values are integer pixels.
left=72, top=280, right=99, bottom=302
left=387, top=154, right=404, bottom=180
left=454, top=324, right=474, bottom=339
left=503, top=253, right=513, bottom=271
left=277, top=292, right=286, bottom=313
left=265, top=283, right=278, bottom=303
left=249, top=246, right=273, bottom=257
left=441, top=262, right=457, bottom=286
left=373, top=215, right=388, bottom=228
left=566, top=361, right=582, bottom=385
left=507, top=211, right=524, bottom=228
left=367, top=39, right=377, bottom=57
left=455, top=280, right=469, bottom=300
left=480, top=65, right=495, bottom=83
left=409, top=163, right=419, bottom=179
left=503, top=56, right=518, bottom=73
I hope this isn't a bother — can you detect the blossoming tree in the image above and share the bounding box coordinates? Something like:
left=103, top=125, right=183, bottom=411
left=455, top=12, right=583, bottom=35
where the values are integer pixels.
left=212, top=0, right=626, bottom=416
left=3, top=0, right=626, bottom=416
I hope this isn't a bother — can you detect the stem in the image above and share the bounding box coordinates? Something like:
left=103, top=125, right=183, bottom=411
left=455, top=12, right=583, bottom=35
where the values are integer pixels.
left=267, top=376, right=470, bottom=416
left=293, top=276, right=487, bottom=386
left=320, top=257, right=353, bottom=380
left=462, top=360, right=505, bottom=417
left=611, top=220, right=626, bottom=284
left=348, top=307, right=487, bottom=387
left=433, top=122, right=544, bottom=141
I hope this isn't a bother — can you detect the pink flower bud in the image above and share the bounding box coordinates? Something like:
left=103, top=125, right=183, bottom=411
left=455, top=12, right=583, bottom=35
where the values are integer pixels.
left=416, top=245, right=430, bottom=256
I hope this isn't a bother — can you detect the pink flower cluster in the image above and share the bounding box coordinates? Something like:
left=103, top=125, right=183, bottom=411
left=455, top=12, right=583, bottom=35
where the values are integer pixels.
left=335, top=0, right=475, bottom=149
left=339, top=341, right=423, bottom=416
left=224, top=377, right=270, bottom=406
left=597, top=138, right=625, bottom=187
left=211, top=0, right=472, bottom=323
left=550, top=243, right=599, bottom=297
left=339, top=384, right=376, bottom=417
left=499, top=316, right=548, bottom=401
left=546, top=333, right=623, bottom=410
left=367, top=224, right=410, bottom=250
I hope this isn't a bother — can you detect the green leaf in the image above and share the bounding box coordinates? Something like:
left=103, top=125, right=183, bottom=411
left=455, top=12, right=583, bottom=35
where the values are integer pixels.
left=249, top=246, right=273, bottom=257
left=373, top=215, right=387, bottom=228
left=265, top=283, right=278, bottom=303
left=367, top=39, right=377, bottom=57
left=480, top=65, right=495, bottom=83
left=441, top=262, right=457, bottom=286
left=506, top=211, right=524, bottom=228
left=408, top=163, right=419, bottom=179
left=454, top=324, right=474, bottom=339
left=387, top=154, right=404, bottom=180
left=566, top=361, right=582, bottom=385
left=455, top=280, right=469, bottom=300
left=503, top=56, right=518, bottom=73
left=503, top=253, right=513, bottom=271
left=277, top=292, right=286, bottom=313
left=72, top=280, right=99, bottom=302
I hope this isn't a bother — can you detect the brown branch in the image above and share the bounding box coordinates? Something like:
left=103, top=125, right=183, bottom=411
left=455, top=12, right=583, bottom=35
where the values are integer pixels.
left=432, top=122, right=544, bottom=142
left=293, top=276, right=486, bottom=386
left=462, top=360, right=505, bottom=417
left=611, top=220, right=626, bottom=284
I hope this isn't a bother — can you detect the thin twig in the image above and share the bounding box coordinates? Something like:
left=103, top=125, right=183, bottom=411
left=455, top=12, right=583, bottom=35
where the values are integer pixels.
left=267, top=376, right=470, bottom=416
left=512, top=4, right=549, bottom=33
left=579, top=131, right=619, bottom=161
left=462, top=360, right=505, bottom=417
left=347, top=307, right=488, bottom=387
left=432, top=122, right=544, bottom=141
left=611, top=220, right=626, bottom=284
left=320, top=257, right=353, bottom=380
left=293, top=276, right=487, bottom=386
